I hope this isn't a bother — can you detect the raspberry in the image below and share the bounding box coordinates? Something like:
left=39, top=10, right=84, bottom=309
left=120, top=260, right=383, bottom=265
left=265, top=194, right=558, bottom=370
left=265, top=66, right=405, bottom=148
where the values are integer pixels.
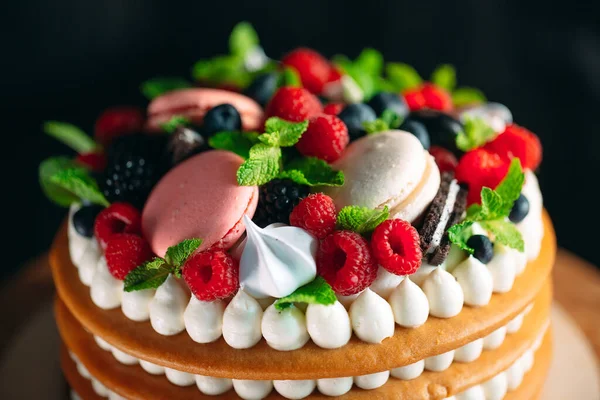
left=484, top=124, right=542, bottom=170
left=265, top=87, right=323, bottom=122
left=327, top=67, right=343, bottom=84
left=182, top=249, right=239, bottom=301
left=455, top=148, right=510, bottom=205
left=281, top=48, right=333, bottom=95
left=371, top=219, right=422, bottom=276
left=402, top=88, right=427, bottom=111
left=420, top=83, right=453, bottom=112
left=296, top=114, right=349, bottom=162
left=317, top=231, right=378, bottom=296
left=289, top=193, right=337, bottom=239
left=323, top=102, right=344, bottom=116
left=105, top=234, right=153, bottom=280
left=94, top=106, right=145, bottom=146
left=75, top=152, right=107, bottom=172
left=429, top=146, right=458, bottom=173
left=94, top=202, right=142, bottom=249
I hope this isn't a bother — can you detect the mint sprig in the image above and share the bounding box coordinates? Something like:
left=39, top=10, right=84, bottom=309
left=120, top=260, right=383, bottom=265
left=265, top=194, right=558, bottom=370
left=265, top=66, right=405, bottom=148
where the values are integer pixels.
left=274, top=276, right=336, bottom=311
left=451, top=87, right=487, bottom=107
left=456, top=117, right=497, bottom=152
left=259, top=118, right=308, bottom=147
left=431, top=64, right=457, bottom=92
left=333, top=48, right=386, bottom=101
left=363, top=109, right=403, bottom=134
left=229, top=21, right=259, bottom=59
left=160, top=116, right=191, bottom=133
left=208, top=131, right=259, bottom=159
left=337, top=205, right=389, bottom=235
left=43, top=121, right=98, bottom=154
left=279, top=157, right=344, bottom=187
left=39, top=157, right=83, bottom=207
left=140, top=77, right=192, bottom=100
left=277, top=67, right=302, bottom=88
left=124, top=238, right=202, bottom=292
left=385, top=63, right=422, bottom=93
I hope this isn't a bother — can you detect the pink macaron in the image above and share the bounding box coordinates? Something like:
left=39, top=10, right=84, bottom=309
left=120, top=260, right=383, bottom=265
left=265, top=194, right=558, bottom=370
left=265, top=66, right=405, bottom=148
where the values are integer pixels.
left=146, top=88, right=264, bottom=132
left=142, top=150, right=258, bottom=257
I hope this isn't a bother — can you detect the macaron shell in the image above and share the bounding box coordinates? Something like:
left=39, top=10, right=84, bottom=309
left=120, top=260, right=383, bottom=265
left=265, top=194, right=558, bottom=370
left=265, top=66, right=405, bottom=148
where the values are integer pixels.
left=142, top=150, right=258, bottom=257
left=146, top=88, right=264, bottom=132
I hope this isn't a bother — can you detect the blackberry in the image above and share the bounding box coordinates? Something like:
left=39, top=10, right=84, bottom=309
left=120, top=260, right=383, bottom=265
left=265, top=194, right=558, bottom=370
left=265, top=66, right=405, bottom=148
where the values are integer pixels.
left=101, top=134, right=168, bottom=208
left=253, top=179, right=309, bottom=227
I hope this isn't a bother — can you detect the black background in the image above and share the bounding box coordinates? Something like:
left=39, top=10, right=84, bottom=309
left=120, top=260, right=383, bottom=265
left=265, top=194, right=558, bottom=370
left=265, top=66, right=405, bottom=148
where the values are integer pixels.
left=3, top=0, right=599, bottom=280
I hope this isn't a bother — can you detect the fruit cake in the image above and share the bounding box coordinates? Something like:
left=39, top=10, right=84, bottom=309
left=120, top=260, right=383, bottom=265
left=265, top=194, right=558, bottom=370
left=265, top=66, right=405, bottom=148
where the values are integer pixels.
left=40, top=22, right=554, bottom=400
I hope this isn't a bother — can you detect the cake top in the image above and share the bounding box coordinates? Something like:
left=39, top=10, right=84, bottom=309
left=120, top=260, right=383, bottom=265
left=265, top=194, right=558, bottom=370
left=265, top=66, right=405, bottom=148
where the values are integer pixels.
left=39, top=22, right=542, bottom=310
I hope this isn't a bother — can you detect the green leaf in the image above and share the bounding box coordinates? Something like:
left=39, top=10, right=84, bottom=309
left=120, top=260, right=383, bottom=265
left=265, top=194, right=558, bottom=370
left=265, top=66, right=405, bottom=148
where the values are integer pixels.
left=478, top=187, right=505, bottom=221
left=160, top=116, right=190, bottom=133
left=380, top=109, right=403, bottom=129
left=447, top=220, right=475, bottom=254
left=39, top=157, right=81, bottom=207
left=260, top=118, right=308, bottom=147
left=355, top=48, right=384, bottom=76
left=236, top=144, right=282, bottom=186
left=494, top=158, right=525, bottom=214
left=278, top=67, right=302, bottom=88
left=43, top=121, right=97, bottom=154
left=274, top=276, right=337, bottom=311
left=191, top=55, right=251, bottom=88
left=431, top=64, right=456, bottom=92
left=455, top=117, right=497, bottom=152
left=336, top=205, right=389, bottom=235
left=451, top=87, right=487, bottom=107
left=333, top=55, right=375, bottom=101
left=49, top=167, right=110, bottom=207
left=279, top=157, right=345, bottom=187
left=363, top=119, right=390, bottom=134
left=124, top=258, right=173, bottom=292
left=480, top=220, right=525, bottom=252
left=165, top=239, right=202, bottom=270
left=386, top=63, right=422, bottom=92
left=209, top=131, right=259, bottom=159
left=140, top=77, right=192, bottom=100
left=229, top=22, right=259, bottom=58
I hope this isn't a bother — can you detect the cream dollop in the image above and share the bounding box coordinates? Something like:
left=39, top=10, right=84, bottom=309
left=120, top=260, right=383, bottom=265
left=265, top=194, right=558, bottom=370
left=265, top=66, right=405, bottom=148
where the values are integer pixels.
left=90, top=257, right=123, bottom=310
left=389, top=277, right=429, bottom=328
left=354, top=371, right=389, bottom=390
left=222, top=290, right=263, bottom=349
left=483, top=326, right=507, bottom=350
left=482, top=372, right=508, bottom=400
left=184, top=297, right=225, bottom=343
left=305, top=301, right=351, bottom=349
left=349, top=289, right=395, bottom=343
left=452, top=256, right=493, bottom=307
left=423, top=268, right=463, bottom=318
left=195, top=375, right=233, bottom=396
left=165, top=367, right=195, bottom=387
left=273, top=380, right=316, bottom=400
left=232, top=379, right=273, bottom=400
left=148, top=274, right=188, bottom=336
left=121, top=289, right=154, bottom=321
left=487, top=244, right=517, bottom=293
left=410, top=262, right=437, bottom=287
left=454, top=338, right=483, bottom=362
left=139, top=360, right=165, bottom=375
left=239, top=217, right=317, bottom=299
left=370, top=267, right=404, bottom=299
left=262, top=304, right=309, bottom=351
left=455, top=385, right=485, bottom=400
left=391, top=360, right=425, bottom=380
left=424, top=350, right=455, bottom=372
left=519, top=170, right=544, bottom=261
left=317, top=377, right=353, bottom=396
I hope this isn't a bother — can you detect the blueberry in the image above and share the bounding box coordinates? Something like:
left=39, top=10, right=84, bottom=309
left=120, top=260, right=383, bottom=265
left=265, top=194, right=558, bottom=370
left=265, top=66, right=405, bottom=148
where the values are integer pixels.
left=509, top=194, right=530, bottom=223
left=72, top=205, right=104, bottom=238
left=243, top=73, right=278, bottom=107
left=338, top=103, right=377, bottom=141
left=399, top=119, right=430, bottom=149
left=203, top=104, right=242, bottom=137
left=466, top=235, right=494, bottom=264
left=367, top=92, right=409, bottom=120
left=403, top=110, right=463, bottom=154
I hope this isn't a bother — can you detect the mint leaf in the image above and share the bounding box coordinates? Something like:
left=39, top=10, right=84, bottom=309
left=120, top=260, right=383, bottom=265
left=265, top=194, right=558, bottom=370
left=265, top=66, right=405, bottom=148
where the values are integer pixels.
left=363, top=119, right=390, bottom=134
left=278, top=67, right=302, bottom=88
left=260, top=118, right=308, bottom=147
left=140, top=77, right=192, bottom=100
left=478, top=187, right=505, bottom=221
left=165, top=238, right=202, bottom=272
left=355, top=48, right=384, bottom=76
left=333, top=55, right=375, bottom=101
left=237, top=144, right=282, bottom=186
left=380, top=109, right=403, bottom=129
left=49, top=167, right=109, bottom=207
left=124, top=258, right=172, bottom=292
left=229, top=22, right=259, bottom=58
left=43, top=121, right=97, bottom=154
left=192, top=55, right=251, bottom=88
left=39, top=157, right=81, bottom=207
left=337, top=205, right=389, bottom=235
left=447, top=220, right=475, bottom=254
left=480, top=220, right=525, bottom=252
left=494, top=158, right=525, bottom=215
left=209, top=131, right=259, bottom=159
left=456, top=117, right=497, bottom=152
left=280, top=157, right=344, bottom=187
left=431, top=64, right=456, bottom=92
left=451, top=87, right=487, bottom=107
left=386, top=63, right=422, bottom=93
left=160, top=116, right=190, bottom=133
left=274, top=276, right=336, bottom=311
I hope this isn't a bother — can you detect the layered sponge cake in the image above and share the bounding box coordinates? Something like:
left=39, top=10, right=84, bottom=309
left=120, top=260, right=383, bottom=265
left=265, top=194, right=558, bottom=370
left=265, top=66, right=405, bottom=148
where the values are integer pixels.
left=40, top=22, right=554, bottom=400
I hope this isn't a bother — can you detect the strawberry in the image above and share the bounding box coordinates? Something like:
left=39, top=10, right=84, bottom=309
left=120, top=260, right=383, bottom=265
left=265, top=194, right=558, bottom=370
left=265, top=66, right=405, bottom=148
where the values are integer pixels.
left=455, top=148, right=509, bottom=205
left=402, top=88, right=427, bottom=111
left=420, top=83, right=453, bottom=112
left=484, top=124, right=542, bottom=170
left=94, top=106, right=145, bottom=146
left=265, top=87, right=323, bottom=122
left=282, top=48, right=333, bottom=95
left=105, top=233, right=153, bottom=280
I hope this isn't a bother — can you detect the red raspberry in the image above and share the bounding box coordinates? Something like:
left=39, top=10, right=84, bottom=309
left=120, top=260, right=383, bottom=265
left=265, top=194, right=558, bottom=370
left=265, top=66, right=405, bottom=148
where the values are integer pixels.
left=402, top=88, right=427, bottom=111
left=371, top=219, right=422, bottom=276
left=296, top=114, right=349, bottom=162
left=420, top=83, right=453, bottom=112
left=484, top=124, right=542, bottom=170
left=327, top=67, right=343, bottom=84
left=455, top=148, right=510, bottom=205
left=94, top=106, right=145, bottom=146
left=317, top=231, right=378, bottom=296
left=94, top=202, right=142, bottom=249
left=182, top=249, right=239, bottom=301
left=281, top=48, right=333, bottom=95
left=323, top=102, right=344, bottom=116
left=429, top=146, right=458, bottom=173
left=289, top=193, right=337, bottom=239
left=105, top=233, right=153, bottom=280
left=75, top=152, right=107, bottom=172
left=265, top=87, right=323, bottom=122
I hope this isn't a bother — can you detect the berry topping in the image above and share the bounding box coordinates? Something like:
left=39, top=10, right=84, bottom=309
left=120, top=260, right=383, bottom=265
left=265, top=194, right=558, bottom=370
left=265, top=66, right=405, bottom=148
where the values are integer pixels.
left=403, top=110, right=463, bottom=154
left=75, top=152, right=107, bottom=172
left=243, top=72, right=279, bottom=107
left=281, top=48, right=333, bottom=95
left=399, top=119, right=430, bottom=149
left=402, top=88, right=427, bottom=112
left=183, top=249, right=239, bottom=301
left=265, top=87, right=323, bottom=122
left=290, top=193, right=337, bottom=239
left=466, top=235, right=494, bottom=264
left=105, top=233, right=153, bottom=280
left=317, top=230, right=378, bottom=296
left=94, top=202, right=142, bottom=249
left=371, top=219, right=422, bottom=276
left=72, top=205, right=104, bottom=238
left=484, top=124, right=542, bottom=170
left=203, top=104, right=242, bottom=137
left=455, top=148, right=509, bottom=205
left=429, top=146, right=458, bottom=173
left=509, top=194, right=530, bottom=223
left=420, top=83, right=453, bottom=112
left=253, top=179, right=310, bottom=228
left=323, top=102, right=344, bottom=116
left=338, top=103, right=377, bottom=141
left=166, top=126, right=207, bottom=166
left=94, top=106, right=145, bottom=146
left=296, top=114, right=349, bottom=162
left=367, top=92, right=409, bottom=120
